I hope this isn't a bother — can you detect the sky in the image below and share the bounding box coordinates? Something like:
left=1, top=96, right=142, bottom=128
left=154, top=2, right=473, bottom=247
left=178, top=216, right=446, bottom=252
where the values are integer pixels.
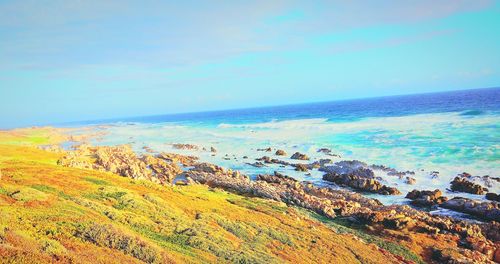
left=1, top=0, right=500, bottom=128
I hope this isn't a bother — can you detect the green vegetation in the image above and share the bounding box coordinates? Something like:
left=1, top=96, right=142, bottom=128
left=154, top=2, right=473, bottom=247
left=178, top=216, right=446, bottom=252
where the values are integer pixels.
left=0, top=128, right=429, bottom=263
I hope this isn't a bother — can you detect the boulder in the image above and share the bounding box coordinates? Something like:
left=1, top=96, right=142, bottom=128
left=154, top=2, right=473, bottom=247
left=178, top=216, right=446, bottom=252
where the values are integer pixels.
left=441, top=197, right=500, bottom=222
left=275, top=149, right=287, bottom=156
left=257, top=147, right=272, bottom=152
left=323, top=173, right=400, bottom=195
left=405, top=189, right=447, bottom=206
left=486, top=193, right=500, bottom=202
left=450, top=176, right=488, bottom=195
left=404, top=177, right=416, bottom=185
left=290, top=152, right=310, bottom=160
left=294, top=164, right=309, bottom=172
left=172, top=143, right=199, bottom=150
left=320, top=160, right=375, bottom=178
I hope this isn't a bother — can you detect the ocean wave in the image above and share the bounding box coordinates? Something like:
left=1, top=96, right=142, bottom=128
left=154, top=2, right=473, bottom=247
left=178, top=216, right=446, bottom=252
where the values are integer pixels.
left=217, top=118, right=330, bottom=129
left=460, top=110, right=484, bottom=116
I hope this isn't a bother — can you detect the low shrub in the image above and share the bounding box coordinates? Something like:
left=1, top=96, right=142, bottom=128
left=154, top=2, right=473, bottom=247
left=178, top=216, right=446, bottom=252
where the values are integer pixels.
left=9, top=188, right=49, bottom=202
left=40, top=238, right=67, bottom=256
left=83, top=177, right=110, bottom=186
left=75, top=223, right=166, bottom=264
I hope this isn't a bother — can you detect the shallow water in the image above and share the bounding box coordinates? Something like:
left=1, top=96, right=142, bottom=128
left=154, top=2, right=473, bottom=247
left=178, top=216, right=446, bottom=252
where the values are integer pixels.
left=76, top=88, right=499, bottom=205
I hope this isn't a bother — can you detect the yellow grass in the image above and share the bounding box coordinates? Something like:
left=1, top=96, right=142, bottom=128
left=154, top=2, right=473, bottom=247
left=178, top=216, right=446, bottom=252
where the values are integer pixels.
left=0, top=128, right=418, bottom=263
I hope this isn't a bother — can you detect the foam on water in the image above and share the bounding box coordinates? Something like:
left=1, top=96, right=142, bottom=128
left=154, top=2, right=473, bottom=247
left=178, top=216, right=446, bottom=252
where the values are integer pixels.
left=90, top=109, right=499, bottom=205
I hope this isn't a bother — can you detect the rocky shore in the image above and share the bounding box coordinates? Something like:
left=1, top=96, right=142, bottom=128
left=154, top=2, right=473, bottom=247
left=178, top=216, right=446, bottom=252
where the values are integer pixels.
left=56, top=143, right=500, bottom=263
left=321, top=160, right=401, bottom=195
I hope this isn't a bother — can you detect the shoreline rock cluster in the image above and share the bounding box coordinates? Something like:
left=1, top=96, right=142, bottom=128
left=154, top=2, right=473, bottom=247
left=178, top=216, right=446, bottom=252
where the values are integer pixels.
left=321, top=160, right=401, bottom=195
left=441, top=197, right=500, bottom=222
left=405, top=189, right=448, bottom=207
left=451, top=176, right=489, bottom=195
left=58, top=144, right=192, bottom=185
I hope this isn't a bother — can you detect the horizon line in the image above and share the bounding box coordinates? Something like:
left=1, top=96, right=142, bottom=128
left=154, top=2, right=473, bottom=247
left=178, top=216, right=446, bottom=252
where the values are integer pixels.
left=52, top=85, right=499, bottom=128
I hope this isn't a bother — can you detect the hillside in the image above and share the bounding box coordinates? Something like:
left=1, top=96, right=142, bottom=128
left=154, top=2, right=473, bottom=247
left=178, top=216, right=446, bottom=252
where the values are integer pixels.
left=0, top=128, right=423, bottom=263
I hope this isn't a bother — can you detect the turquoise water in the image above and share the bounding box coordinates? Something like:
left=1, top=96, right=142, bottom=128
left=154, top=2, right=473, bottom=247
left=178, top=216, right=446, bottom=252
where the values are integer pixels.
left=85, top=88, right=500, bottom=204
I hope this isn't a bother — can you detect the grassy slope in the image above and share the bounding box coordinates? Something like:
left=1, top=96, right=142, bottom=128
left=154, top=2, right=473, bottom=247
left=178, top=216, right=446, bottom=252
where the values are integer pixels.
left=0, top=129, right=421, bottom=263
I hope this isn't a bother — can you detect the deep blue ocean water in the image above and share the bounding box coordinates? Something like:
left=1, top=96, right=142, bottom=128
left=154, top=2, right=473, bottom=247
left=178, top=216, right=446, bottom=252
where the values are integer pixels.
left=80, top=87, right=500, bottom=126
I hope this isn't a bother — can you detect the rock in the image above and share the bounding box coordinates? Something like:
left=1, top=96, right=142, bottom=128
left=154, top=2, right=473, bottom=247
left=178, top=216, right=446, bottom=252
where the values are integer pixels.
left=142, top=146, right=155, bottom=153
left=294, top=164, right=308, bottom=172
left=255, top=156, right=291, bottom=167
left=317, top=148, right=341, bottom=157
left=58, top=144, right=184, bottom=184
left=256, top=156, right=272, bottom=163
left=486, top=193, right=500, bottom=202
left=323, top=173, right=400, bottom=195
left=320, top=160, right=375, bottom=178
left=405, top=189, right=447, bottom=206
left=450, top=176, right=488, bottom=195
left=320, top=160, right=399, bottom=195
left=157, top=152, right=198, bottom=167
left=430, top=171, right=439, bottom=179
left=275, top=149, right=287, bottom=156
left=370, top=164, right=415, bottom=177
left=257, top=147, right=272, bottom=152
left=309, top=159, right=332, bottom=169
left=317, top=148, right=332, bottom=154
left=210, top=147, right=217, bottom=153
left=404, top=177, right=416, bottom=185
left=172, top=143, right=199, bottom=150
left=246, top=162, right=266, bottom=168
left=458, top=172, right=500, bottom=188
left=290, top=152, right=310, bottom=160
left=142, top=155, right=181, bottom=183
left=441, top=197, right=500, bottom=222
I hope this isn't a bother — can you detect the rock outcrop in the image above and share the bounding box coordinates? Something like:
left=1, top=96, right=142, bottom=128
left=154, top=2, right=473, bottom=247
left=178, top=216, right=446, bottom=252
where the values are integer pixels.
left=457, top=172, right=500, bottom=188
left=317, top=148, right=341, bottom=157
left=369, top=164, right=415, bottom=178
left=323, top=173, right=401, bottom=195
left=157, top=152, right=198, bottom=167
left=290, top=152, right=310, bottom=160
left=321, top=160, right=375, bottom=178
left=320, top=160, right=400, bottom=195
left=450, top=176, right=488, bottom=195
left=275, top=149, right=287, bottom=156
left=58, top=144, right=184, bottom=184
left=257, top=147, right=272, bottom=152
left=294, top=163, right=309, bottom=172
left=172, top=143, right=199, bottom=150
left=441, top=197, right=500, bottom=222
left=486, top=193, right=500, bottom=202
left=404, top=177, right=416, bottom=185
left=405, top=189, right=448, bottom=206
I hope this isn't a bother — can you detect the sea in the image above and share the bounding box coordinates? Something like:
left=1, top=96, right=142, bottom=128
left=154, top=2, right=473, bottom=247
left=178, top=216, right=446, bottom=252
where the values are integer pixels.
left=73, top=87, right=500, bottom=206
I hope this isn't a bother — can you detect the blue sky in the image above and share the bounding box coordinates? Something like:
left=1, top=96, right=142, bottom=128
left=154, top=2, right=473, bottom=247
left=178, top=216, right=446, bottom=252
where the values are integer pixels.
left=1, top=0, right=499, bottom=127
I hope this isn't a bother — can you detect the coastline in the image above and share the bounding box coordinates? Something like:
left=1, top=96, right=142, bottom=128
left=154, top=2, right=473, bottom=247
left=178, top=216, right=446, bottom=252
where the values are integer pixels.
left=1, top=126, right=497, bottom=263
